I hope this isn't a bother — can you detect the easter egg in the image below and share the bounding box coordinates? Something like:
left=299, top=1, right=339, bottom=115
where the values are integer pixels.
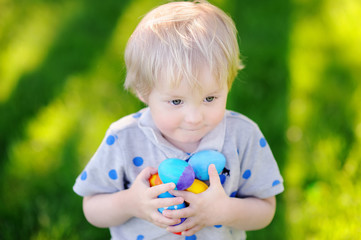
left=158, top=191, right=174, bottom=198
left=188, top=150, right=226, bottom=181
left=149, top=173, right=162, bottom=187
left=158, top=158, right=195, bottom=190
left=158, top=199, right=187, bottom=230
left=149, top=174, right=175, bottom=198
left=186, top=179, right=208, bottom=194
left=158, top=202, right=186, bottom=213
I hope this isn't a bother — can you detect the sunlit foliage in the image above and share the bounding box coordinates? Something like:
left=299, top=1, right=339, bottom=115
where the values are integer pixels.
left=286, top=0, right=361, bottom=238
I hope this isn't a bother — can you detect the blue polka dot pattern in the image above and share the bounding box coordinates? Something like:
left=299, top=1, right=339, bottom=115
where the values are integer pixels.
left=219, top=175, right=226, bottom=185
left=106, top=135, right=116, bottom=145
left=185, top=235, right=197, bottom=240
left=133, top=112, right=142, bottom=118
left=242, top=169, right=251, bottom=179
left=108, top=169, right=118, bottom=180
left=214, top=225, right=222, bottom=228
left=136, top=235, right=144, bottom=240
left=230, top=191, right=237, bottom=197
left=133, top=157, right=144, bottom=167
left=80, top=171, right=87, bottom=181
left=259, top=137, right=267, bottom=148
left=272, top=180, right=281, bottom=187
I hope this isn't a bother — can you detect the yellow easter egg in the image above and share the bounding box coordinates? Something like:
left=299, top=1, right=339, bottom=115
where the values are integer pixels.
left=186, top=179, right=208, bottom=194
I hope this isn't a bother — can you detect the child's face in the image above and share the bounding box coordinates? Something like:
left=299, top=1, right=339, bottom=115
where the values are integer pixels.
left=146, top=67, right=228, bottom=153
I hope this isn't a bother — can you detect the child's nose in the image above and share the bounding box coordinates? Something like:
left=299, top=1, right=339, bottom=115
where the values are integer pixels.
left=184, top=107, right=203, bottom=124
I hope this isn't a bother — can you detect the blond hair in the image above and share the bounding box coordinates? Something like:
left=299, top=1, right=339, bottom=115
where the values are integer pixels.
left=124, top=0, right=243, bottom=99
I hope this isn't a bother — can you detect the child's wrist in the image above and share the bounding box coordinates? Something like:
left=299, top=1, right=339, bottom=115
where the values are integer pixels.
left=115, top=189, right=138, bottom=219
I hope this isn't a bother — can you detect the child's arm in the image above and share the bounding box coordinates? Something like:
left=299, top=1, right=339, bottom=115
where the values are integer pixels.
left=163, top=164, right=276, bottom=236
left=82, top=167, right=185, bottom=228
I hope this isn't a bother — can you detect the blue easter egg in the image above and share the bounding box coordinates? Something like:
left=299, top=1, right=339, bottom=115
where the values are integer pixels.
left=158, top=158, right=195, bottom=190
left=158, top=191, right=174, bottom=198
left=176, top=217, right=186, bottom=226
left=188, top=150, right=226, bottom=181
left=158, top=200, right=187, bottom=226
left=158, top=201, right=186, bottom=213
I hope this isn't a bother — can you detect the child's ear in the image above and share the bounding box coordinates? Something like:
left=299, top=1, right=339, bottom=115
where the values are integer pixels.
left=136, top=91, right=147, bottom=104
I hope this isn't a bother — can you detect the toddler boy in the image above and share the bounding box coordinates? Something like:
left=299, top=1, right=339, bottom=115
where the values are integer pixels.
left=73, top=1, right=284, bottom=239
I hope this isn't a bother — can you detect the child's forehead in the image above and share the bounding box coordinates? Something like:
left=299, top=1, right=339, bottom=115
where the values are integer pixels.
left=155, top=70, right=226, bottom=96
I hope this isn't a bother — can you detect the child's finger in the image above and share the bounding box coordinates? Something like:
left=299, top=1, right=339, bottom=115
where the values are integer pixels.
left=155, top=196, right=184, bottom=210
left=137, top=166, right=158, bottom=184
left=150, top=182, right=176, bottom=197
left=208, top=164, right=221, bottom=187
left=181, top=224, right=203, bottom=236
left=168, top=189, right=195, bottom=203
left=162, top=204, right=192, bottom=219
left=151, top=211, right=182, bottom=228
left=166, top=217, right=195, bottom=234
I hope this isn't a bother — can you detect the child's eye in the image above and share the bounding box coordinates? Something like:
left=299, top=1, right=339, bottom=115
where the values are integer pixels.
left=204, top=96, right=215, bottom=103
left=170, top=99, right=183, bottom=105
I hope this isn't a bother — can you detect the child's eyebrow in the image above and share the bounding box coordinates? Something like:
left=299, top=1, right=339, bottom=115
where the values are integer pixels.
left=204, top=89, right=224, bottom=96
left=162, top=93, right=185, bottom=99
left=208, top=90, right=222, bottom=95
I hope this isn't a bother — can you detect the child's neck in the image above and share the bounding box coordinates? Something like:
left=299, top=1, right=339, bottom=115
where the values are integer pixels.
left=166, top=138, right=200, bottom=154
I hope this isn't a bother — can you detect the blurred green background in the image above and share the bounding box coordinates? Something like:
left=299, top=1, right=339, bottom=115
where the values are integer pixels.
left=1, top=0, right=360, bottom=239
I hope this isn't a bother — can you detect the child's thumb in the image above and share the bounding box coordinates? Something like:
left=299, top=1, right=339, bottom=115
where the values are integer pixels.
left=138, top=166, right=157, bottom=182
left=208, top=164, right=221, bottom=187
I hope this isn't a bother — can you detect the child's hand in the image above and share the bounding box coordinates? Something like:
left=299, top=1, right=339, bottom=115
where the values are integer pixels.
left=129, top=167, right=185, bottom=228
left=163, top=164, right=229, bottom=236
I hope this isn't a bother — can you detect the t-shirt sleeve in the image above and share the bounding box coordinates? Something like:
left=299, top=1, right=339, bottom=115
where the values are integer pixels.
left=237, top=125, right=284, bottom=199
left=73, top=129, right=126, bottom=197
